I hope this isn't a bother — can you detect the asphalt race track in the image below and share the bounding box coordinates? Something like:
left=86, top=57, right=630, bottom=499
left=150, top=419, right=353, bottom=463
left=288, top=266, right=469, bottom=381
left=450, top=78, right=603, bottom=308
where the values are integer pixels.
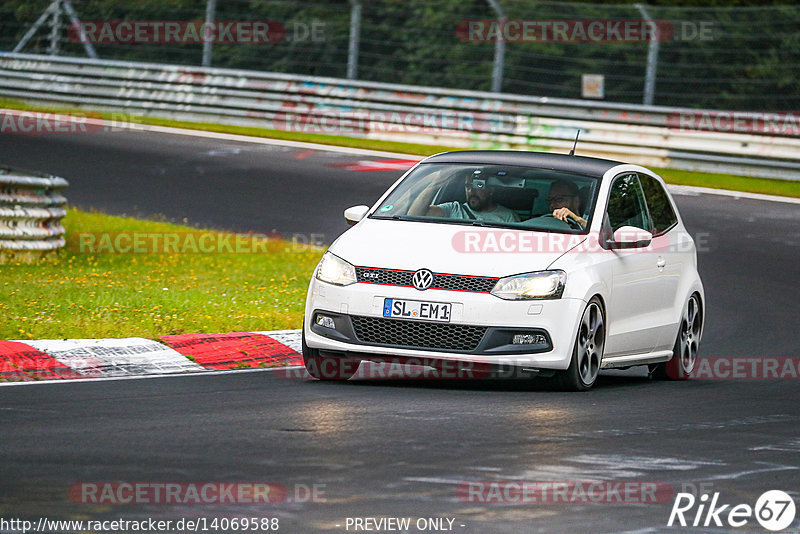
left=1, top=128, right=799, bottom=533
left=0, top=128, right=396, bottom=240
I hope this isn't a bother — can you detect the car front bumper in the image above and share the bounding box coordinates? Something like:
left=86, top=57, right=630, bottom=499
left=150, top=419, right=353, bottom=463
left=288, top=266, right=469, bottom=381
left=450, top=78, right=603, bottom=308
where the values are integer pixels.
left=304, top=278, right=587, bottom=371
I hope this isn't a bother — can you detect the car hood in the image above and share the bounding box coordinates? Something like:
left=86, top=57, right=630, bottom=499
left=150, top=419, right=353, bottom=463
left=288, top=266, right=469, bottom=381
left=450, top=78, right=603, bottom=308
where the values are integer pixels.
left=329, top=218, right=585, bottom=277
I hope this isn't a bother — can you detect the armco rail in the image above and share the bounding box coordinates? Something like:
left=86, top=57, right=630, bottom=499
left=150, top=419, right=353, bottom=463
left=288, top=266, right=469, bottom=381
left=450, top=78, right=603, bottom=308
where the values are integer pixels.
left=1, top=53, right=798, bottom=180
left=0, top=166, right=68, bottom=253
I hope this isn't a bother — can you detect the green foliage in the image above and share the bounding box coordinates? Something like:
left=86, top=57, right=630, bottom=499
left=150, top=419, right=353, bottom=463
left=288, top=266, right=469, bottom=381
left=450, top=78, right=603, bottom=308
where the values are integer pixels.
left=1, top=0, right=797, bottom=109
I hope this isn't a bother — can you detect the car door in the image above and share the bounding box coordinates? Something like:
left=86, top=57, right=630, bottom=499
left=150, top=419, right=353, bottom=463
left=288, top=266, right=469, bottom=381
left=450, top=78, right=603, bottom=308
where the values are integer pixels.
left=603, top=173, right=663, bottom=358
left=638, top=173, right=685, bottom=352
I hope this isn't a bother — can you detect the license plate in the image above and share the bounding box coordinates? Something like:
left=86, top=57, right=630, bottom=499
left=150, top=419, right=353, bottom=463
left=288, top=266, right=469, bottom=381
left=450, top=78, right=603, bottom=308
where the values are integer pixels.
left=383, top=298, right=452, bottom=322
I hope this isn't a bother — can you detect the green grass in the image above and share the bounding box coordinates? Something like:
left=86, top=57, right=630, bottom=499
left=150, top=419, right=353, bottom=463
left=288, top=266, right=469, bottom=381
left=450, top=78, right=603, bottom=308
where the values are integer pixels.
left=0, top=209, right=323, bottom=340
left=2, top=97, right=799, bottom=198
left=653, top=167, right=800, bottom=198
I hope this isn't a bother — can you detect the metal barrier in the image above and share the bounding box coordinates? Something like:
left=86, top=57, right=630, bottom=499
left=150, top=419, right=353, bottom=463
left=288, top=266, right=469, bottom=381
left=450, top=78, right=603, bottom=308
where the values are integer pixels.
left=1, top=52, right=798, bottom=180
left=0, top=166, right=68, bottom=254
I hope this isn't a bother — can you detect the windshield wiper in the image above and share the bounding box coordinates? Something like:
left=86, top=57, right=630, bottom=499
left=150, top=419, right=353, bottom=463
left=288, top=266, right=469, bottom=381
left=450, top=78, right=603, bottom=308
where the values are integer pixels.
left=370, top=214, right=413, bottom=221
left=372, top=215, right=518, bottom=230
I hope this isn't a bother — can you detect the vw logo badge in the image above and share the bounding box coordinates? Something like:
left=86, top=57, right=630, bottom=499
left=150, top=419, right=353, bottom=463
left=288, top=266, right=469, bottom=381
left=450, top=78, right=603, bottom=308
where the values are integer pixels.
left=412, top=269, right=434, bottom=291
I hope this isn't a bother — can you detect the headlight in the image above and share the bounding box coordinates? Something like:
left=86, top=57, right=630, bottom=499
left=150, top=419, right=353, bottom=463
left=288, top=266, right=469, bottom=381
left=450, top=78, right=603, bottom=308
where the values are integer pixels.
left=315, top=252, right=357, bottom=286
left=491, top=270, right=566, bottom=300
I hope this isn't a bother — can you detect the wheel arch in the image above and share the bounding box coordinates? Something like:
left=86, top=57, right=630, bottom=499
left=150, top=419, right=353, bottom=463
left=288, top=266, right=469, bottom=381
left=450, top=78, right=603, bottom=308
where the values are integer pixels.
left=689, top=288, right=705, bottom=341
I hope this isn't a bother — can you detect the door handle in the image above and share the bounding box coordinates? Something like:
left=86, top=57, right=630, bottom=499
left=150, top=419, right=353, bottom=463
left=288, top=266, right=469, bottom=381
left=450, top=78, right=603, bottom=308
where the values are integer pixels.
left=656, top=257, right=666, bottom=268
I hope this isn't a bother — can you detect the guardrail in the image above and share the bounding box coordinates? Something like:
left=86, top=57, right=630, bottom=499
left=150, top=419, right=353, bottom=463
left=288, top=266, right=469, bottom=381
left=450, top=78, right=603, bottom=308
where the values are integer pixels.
left=0, top=166, right=68, bottom=256
left=1, top=52, right=798, bottom=180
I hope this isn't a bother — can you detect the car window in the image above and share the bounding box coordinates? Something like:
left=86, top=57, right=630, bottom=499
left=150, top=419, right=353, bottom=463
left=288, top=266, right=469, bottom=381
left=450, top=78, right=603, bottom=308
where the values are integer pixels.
left=370, top=163, right=599, bottom=233
left=607, top=174, right=651, bottom=232
left=639, top=174, right=678, bottom=235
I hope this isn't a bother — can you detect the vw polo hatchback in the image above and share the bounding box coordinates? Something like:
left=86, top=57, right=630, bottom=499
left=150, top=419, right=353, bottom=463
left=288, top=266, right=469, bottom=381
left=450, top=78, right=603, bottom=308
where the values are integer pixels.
left=303, top=151, right=704, bottom=390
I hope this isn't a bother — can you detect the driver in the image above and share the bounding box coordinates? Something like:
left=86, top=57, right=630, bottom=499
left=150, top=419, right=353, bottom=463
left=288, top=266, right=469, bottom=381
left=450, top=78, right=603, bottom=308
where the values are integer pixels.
left=408, top=170, right=519, bottom=223
left=545, top=180, right=587, bottom=228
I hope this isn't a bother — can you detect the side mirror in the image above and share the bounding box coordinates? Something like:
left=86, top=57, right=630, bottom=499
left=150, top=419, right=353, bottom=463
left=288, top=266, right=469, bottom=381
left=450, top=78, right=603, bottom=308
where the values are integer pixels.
left=344, top=205, right=369, bottom=226
left=609, top=226, right=653, bottom=249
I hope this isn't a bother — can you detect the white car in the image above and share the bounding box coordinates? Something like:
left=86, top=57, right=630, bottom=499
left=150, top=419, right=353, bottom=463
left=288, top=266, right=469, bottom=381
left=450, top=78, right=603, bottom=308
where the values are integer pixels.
left=303, top=151, right=704, bottom=390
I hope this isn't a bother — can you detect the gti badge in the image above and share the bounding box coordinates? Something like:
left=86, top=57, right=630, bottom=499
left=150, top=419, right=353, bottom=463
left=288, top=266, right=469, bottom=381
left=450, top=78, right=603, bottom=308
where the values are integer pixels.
left=412, top=269, right=434, bottom=290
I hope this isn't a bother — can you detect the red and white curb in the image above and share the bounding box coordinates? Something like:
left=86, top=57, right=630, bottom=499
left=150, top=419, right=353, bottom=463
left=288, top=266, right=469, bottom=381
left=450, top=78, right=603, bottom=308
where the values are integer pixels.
left=0, top=330, right=303, bottom=383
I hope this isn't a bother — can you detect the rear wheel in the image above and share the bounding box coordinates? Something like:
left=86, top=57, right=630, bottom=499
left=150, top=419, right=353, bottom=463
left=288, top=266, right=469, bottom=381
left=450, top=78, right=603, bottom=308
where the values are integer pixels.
left=650, top=293, right=702, bottom=380
left=302, top=329, right=359, bottom=381
left=557, top=297, right=605, bottom=391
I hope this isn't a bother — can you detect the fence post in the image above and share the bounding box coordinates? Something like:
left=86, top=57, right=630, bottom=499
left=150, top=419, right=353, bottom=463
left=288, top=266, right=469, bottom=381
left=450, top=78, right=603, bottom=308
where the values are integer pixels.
left=12, top=1, right=59, bottom=53
left=486, top=0, right=506, bottom=93
left=635, top=3, right=659, bottom=106
left=61, top=0, right=98, bottom=58
left=47, top=0, right=63, bottom=56
left=347, top=0, right=362, bottom=79
left=14, top=0, right=98, bottom=58
left=202, top=0, right=217, bottom=67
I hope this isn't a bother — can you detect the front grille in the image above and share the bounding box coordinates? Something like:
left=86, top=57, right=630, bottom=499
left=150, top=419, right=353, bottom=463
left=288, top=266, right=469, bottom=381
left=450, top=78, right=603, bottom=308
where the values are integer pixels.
left=351, top=315, right=487, bottom=352
left=357, top=267, right=414, bottom=287
left=356, top=267, right=498, bottom=293
left=431, top=273, right=497, bottom=292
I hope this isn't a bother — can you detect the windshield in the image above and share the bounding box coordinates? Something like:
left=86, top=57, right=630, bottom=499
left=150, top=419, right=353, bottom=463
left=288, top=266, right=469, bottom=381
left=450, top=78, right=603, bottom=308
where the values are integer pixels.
left=370, top=162, right=600, bottom=233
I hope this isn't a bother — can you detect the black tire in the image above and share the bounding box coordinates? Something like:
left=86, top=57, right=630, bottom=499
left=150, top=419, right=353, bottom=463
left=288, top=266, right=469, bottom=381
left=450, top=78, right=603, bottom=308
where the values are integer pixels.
left=556, top=297, right=605, bottom=391
left=302, top=329, right=359, bottom=381
left=650, top=293, right=702, bottom=380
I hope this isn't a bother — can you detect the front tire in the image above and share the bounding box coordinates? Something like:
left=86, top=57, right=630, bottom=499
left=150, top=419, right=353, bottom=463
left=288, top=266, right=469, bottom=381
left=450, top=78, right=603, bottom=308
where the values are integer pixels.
left=650, top=293, right=702, bottom=380
left=302, top=329, right=359, bottom=381
left=556, top=297, right=605, bottom=391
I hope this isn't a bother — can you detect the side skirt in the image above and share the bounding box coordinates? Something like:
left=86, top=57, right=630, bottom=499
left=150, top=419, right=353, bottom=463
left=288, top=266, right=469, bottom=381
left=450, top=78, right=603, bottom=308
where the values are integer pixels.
left=601, top=350, right=672, bottom=369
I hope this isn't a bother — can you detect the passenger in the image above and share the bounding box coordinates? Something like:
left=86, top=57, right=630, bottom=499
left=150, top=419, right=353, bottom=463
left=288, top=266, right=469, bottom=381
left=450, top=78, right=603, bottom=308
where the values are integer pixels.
left=408, top=171, right=519, bottom=223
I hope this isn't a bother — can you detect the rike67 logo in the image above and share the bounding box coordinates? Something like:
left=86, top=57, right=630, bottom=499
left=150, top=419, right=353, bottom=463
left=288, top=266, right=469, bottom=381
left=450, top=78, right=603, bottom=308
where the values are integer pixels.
left=668, top=490, right=796, bottom=531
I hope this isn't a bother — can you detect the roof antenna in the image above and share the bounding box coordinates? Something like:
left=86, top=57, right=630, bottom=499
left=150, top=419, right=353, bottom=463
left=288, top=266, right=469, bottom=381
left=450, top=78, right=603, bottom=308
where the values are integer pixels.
left=569, top=129, right=581, bottom=156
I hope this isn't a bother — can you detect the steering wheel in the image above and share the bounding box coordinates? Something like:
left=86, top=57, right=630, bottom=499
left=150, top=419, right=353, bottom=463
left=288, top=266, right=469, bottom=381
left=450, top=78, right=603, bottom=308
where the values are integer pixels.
left=539, top=213, right=583, bottom=230
left=563, top=216, right=584, bottom=230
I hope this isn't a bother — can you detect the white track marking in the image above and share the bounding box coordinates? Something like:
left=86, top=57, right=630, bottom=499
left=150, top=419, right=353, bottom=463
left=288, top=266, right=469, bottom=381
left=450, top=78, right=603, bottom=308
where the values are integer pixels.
left=667, top=184, right=800, bottom=204
left=703, top=462, right=799, bottom=481
left=253, top=329, right=302, bottom=353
